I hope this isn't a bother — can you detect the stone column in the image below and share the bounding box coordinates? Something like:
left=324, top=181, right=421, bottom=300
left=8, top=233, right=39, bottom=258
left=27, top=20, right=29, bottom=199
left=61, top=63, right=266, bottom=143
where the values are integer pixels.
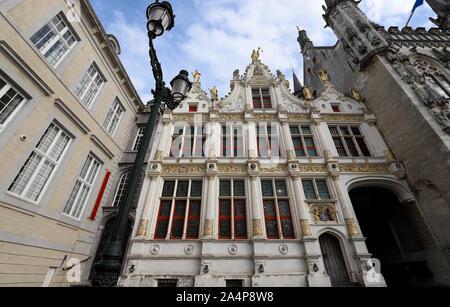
left=249, top=175, right=264, bottom=238
left=331, top=175, right=359, bottom=236
left=281, top=122, right=296, bottom=161
left=291, top=176, right=312, bottom=237
left=154, top=121, right=172, bottom=160
left=203, top=172, right=217, bottom=239
left=247, top=121, right=258, bottom=159
left=136, top=176, right=159, bottom=238
left=313, top=120, right=335, bottom=161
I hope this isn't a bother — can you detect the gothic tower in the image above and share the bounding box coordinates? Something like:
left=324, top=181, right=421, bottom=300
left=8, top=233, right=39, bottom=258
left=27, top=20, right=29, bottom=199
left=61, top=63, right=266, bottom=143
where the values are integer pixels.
left=299, top=0, right=450, bottom=286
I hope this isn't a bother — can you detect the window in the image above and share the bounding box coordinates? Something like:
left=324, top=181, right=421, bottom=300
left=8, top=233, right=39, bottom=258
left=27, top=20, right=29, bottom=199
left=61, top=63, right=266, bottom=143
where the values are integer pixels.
left=252, top=88, right=272, bottom=109
left=157, top=279, right=178, bottom=287
left=155, top=180, right=203, bottom=240
left=261, top=179, right=295, bottom=239
left=9, top=123, right=72, bottom=202
left=226, top=280, right=243, bottom=287
left=0, top=76, right=26, bottom=128
left=302, top=179, right=332, bottom=200
left=257, top=124, right=281, bottom=158
left=329, top=125, right=371, bottom=157
left=112, top=172, right=130, bottom=207
left=189, top=105, right=197, bottom=112
left=170, top=125, right=206, bottom=158
left=63, top=154, right=101, bottom=219
left=290, top=125, right=318, bottom=157
left=132, top=127, right=146, bottom=151
left=103, top=98, right=124, bottom=136
left=30, top=14, right=76, bottom=67
left=221, top=124, right=244, bottom=157
left=331, top=105, right=341, bottom=113
left=74, top=63, right=104, bottom=108
left=219, top=179, right=247, bottom=239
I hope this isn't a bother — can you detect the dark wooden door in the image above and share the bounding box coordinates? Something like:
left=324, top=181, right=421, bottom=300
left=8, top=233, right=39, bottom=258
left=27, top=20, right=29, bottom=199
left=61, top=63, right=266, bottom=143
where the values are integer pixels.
left=319, top=233, right=350, bottom=283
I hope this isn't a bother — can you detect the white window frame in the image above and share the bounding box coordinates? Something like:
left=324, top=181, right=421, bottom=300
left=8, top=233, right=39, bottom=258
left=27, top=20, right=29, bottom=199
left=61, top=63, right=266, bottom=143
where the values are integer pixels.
left=220, top=124, right=245, bottom=158
left=132, top=127, right=146, bottom=151
left=0, top=76, right=27, bottom=130
left=74, top=63, right=105, bottom=108
left=103, top=98, right=124, bottom=137
left=112, top=171, right=131, bottom=207
left=63, top=154, right=101, bottom=220
left=170, top=125, right=206, bottom=158
left=8, top=122, right=72, bottom=203
left=257, top=123, right=282, bottom=159
left=30, top=14, right=77, bottom=68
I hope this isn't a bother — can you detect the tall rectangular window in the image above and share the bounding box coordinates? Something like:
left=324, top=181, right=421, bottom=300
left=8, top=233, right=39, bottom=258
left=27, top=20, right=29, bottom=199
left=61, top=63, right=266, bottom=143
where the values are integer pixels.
left=132, top=127, right=146, bottom=151
left=221, top=124, right=244, bottom=157
left=252, top=88, right=272, bottom=109
left=170, top=125, right=205, bottom=158
left=74, top=63, right=104, bottom=108
left=290, top=125, right=318, bottom=157
left=103, top=98, right=124, bottom=136
left=63, top=154, right=101, bottom=219
left=257, top=124, right=281, bottom=158
left=329, top=125, right=371, bottom=157
left=219, top=179, right=247, bottom=239
left=9, top=123, right=72, bottom=202
left=155, top=180, right=203, bottom=240
left=261, top=179, right=294, bottom=239
left=30, top=14, right=76, bottom=67
left=0, top=77, right=26, bottom=128
left=302, top=179, right=332, bottom=200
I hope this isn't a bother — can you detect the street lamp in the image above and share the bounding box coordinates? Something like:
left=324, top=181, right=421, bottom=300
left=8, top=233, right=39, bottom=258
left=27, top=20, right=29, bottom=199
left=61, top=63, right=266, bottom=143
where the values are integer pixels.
left=91, top=0, right=191, bottom=287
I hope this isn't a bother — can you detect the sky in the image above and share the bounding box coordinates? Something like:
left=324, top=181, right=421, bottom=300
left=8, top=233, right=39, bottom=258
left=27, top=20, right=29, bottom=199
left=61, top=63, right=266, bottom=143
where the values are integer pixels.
left=90, top=0, right=436, bottom=104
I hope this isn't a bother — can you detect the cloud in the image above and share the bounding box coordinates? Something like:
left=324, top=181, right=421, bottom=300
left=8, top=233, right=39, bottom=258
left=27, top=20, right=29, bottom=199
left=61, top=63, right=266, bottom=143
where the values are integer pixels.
left=94, top=0, right=438, bottom=103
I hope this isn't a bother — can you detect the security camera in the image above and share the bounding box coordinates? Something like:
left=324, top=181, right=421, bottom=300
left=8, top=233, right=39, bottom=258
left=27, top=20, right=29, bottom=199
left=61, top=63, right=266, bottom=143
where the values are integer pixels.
left=20, top=135, right=27, bottom=141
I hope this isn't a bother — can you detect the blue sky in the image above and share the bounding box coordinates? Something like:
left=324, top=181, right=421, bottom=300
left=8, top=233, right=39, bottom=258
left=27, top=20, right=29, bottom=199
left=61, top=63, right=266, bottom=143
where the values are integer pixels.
left=90, top=0, right=435, bottom=103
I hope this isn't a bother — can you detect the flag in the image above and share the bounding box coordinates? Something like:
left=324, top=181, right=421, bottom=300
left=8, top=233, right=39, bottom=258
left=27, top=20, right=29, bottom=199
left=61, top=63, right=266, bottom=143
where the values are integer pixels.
left=412, top=0, right=424, bottom=13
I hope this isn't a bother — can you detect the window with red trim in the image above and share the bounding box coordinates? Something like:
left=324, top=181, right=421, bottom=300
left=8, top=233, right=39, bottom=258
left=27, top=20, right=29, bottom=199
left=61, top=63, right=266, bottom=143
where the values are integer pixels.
left=156, top=180, right=203, bottom=240
left=189, top=106, right=197, bottom=112
left=332, top=105, right=340, bottom=113
left=170, top=126, right=206, bottom=158
left=219, top=179, right=247, bottom=240
left=261, top=179, right=295, bottom=240
left=328, top=125, right=371, bottom=158
left=252, top=88, right=272, bottom=109
left=257, top=124, right=281, bottom=158
left=290, top=125, right=318, bottom=157
left=221, top=125, right=244, bottom=157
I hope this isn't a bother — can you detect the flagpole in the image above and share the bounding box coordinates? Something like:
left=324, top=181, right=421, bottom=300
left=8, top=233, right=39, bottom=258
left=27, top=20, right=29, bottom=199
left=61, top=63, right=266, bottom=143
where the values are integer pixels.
left=405, top=11, right=414, bottom=27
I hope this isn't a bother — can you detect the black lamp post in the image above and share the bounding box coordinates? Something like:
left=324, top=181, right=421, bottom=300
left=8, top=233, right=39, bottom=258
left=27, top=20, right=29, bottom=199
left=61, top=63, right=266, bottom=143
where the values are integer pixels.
left=91, top=0, right=192, bottom=287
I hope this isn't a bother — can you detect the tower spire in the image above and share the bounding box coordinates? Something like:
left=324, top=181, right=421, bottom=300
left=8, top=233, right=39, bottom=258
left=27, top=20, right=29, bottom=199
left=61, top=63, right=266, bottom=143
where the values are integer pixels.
left=297, top=26, right=314, bottom=55
left=292, top=68, right=304, bottom=98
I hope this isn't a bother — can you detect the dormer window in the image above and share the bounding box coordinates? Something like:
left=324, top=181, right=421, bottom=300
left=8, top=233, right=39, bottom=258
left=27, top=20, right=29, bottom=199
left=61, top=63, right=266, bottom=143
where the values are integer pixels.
left=189, top=105, right=197, bottom=112
left=252, top=88, right=272, bottom=109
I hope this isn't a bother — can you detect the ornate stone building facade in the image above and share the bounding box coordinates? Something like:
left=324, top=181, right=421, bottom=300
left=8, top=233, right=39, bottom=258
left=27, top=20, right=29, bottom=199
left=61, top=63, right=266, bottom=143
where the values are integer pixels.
left=116, top=48, right=420, bottom=286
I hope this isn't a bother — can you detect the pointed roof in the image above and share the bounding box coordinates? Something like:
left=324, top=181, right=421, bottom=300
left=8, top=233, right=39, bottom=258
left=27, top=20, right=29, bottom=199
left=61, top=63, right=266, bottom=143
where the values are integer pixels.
left=293, top=69, right=303, bottom=96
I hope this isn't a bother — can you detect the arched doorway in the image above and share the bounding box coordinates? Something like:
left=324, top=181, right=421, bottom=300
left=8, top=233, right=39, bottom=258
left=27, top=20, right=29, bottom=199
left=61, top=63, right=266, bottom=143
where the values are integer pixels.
left=349, top=187, right=434, bottom=287
left=319, top=233, right=351, bottom=286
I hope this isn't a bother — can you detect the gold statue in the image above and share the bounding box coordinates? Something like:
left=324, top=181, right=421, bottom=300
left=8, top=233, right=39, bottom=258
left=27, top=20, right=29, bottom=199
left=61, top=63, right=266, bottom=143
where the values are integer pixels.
left=209, top=85, right=218, bottom=101
left=192, top=70, right=201, bottom=83
left=318, top=70, right=329, bottom=83
left=350, top=88, right=363, bottom=102
left=251, top=47, right=262, bottom=61
left=303, top=86, right=313, bottom=100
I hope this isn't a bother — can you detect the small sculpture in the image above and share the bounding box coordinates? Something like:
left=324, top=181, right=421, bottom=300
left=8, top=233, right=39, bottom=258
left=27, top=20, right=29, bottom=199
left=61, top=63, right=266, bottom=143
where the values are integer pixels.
left=350, top=88, right=363, bottom=102
left=251, top=47, right=262, bottom=61
left=318, top=70, right=329, bottom=83
left=209, top=85, right=219, bottom=101
left=303, top=86, right=313, bottom=100
left=192, top=70, right=201, bottom=83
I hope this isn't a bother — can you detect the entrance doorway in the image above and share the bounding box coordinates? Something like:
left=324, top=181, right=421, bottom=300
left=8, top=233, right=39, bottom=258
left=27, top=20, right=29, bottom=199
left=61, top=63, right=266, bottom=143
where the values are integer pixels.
left=319, top=233, right=351, bottom=286
left=349, top=187, right=433, bottom=287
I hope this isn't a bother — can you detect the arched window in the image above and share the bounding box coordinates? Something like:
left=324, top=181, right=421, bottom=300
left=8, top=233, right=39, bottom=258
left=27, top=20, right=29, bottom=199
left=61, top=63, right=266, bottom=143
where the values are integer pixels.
left=112, top=172, right=130, bottom=207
